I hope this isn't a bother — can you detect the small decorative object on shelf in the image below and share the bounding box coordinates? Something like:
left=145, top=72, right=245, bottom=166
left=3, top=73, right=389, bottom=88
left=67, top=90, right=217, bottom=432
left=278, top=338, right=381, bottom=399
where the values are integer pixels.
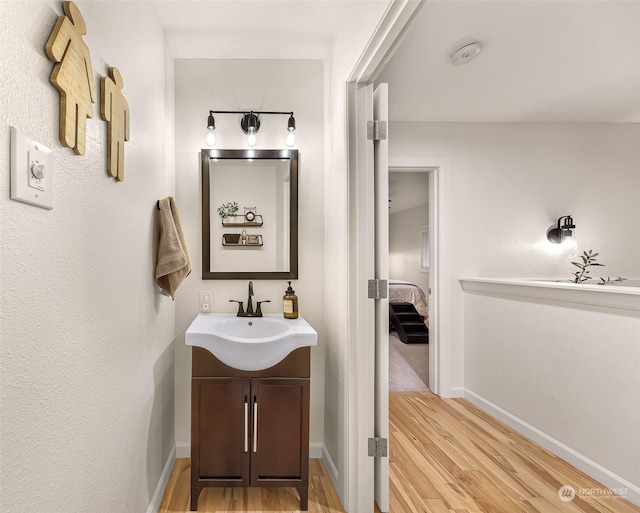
left=245, top=206, right=256, bottom=222
left=569, top=250, right=626, bottom=285
left=598, top=276, right=626, bottom=285
left=222, top=233, right=240, bottom=245
left=217, top=201, right=239, bottom=219
left=570, top=250, right=602, bottom=283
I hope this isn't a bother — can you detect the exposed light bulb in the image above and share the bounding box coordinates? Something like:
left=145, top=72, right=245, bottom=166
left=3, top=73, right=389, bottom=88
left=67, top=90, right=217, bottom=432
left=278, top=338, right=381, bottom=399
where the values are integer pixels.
left=247, top=127, right=257, bottom=147
left=286, top=129, right=296, bottom=147
left=206, top=113, right=216, bottom=146
left=206, top=129, right=216, bottom=146
left=286, top=113, right=296, bottom=147
left=561, top=235, right=579, bottom=257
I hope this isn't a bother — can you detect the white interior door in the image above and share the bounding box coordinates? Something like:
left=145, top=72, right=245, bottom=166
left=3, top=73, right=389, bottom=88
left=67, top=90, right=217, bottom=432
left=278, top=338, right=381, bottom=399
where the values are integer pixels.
left=373, top=83, right=389, bottom=512
left=349, top=80, right=375, bottom=513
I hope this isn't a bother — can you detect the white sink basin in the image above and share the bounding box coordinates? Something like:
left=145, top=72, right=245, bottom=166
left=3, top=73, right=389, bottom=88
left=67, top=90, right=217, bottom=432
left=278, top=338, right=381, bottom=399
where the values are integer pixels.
left=186, top=313, right=318, bottom=371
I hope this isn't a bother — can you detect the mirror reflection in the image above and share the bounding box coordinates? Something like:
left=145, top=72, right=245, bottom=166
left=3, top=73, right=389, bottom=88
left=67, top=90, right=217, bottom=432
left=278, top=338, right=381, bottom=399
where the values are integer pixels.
left=201, top=149, right=298, bottom=280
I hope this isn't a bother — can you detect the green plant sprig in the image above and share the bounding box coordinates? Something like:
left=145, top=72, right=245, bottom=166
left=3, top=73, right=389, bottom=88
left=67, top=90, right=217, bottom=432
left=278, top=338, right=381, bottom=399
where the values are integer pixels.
left=571, top=250, right=603, bottom=283
left=598, top=276, right=627, bottom=286
left=217, top=201, right=239, bottom=219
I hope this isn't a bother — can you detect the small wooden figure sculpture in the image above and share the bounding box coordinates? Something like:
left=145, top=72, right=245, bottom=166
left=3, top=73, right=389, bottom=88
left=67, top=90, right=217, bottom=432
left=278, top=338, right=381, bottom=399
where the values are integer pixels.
left=100, top=67, right=130, bottom=181
left=45, top=1, right=96, bottom=156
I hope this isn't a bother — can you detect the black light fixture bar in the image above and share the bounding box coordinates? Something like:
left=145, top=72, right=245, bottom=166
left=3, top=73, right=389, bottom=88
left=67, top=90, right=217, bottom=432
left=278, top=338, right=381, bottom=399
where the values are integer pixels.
left=206, top=110, right=296, bottom=147
left=208, top=110, right=294, bottom=116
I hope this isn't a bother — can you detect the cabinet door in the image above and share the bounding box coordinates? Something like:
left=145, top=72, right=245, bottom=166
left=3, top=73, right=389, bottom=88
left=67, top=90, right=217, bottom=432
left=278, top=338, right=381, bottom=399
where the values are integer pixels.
left=250, top=378, right=310, bottom=483
left=192, top=378, right=251, bottom=484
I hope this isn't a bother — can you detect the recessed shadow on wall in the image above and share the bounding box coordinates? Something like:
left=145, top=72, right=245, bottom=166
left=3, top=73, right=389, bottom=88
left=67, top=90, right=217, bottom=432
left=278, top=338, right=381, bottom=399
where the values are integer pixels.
left=146, top=338, right=176, bottom=502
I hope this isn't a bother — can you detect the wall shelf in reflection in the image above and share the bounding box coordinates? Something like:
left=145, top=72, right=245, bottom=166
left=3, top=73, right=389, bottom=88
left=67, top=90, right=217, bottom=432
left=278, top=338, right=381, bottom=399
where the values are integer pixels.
left=221, top=214, right=263, bottom=227
left=222, top=234, right=263, bottom=247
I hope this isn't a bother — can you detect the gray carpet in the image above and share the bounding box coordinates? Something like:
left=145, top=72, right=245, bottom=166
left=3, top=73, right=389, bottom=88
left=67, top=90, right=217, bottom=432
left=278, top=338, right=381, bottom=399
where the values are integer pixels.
left=388, top=331, right=429, bottom=392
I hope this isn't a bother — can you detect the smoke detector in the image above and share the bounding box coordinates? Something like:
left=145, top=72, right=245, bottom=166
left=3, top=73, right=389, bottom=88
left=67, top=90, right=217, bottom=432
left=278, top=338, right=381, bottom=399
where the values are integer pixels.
left=450, top=42, right=481, bottom=66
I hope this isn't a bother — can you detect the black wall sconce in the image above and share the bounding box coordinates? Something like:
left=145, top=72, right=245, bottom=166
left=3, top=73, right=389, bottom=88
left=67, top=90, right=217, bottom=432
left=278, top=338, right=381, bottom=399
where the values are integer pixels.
left=547, top=215, right=578, bottom=256
left=547, top=215, right=575, bottom=243
left=206, top=110, right=296, bottom=148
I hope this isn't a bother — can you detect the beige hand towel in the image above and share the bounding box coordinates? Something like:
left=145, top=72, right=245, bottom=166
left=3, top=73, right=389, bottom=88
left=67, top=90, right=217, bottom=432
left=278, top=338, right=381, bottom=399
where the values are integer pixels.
left=155, top=197, right=191, bottom=299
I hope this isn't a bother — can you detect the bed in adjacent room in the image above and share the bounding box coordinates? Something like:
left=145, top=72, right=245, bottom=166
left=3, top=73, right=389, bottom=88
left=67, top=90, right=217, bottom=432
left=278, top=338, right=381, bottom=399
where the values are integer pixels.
left=389, top=279, right=429, bottom=324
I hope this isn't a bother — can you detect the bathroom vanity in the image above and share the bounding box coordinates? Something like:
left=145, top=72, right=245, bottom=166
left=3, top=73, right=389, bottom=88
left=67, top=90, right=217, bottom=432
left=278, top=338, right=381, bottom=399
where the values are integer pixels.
left=190, top=346, right=310, bottom=511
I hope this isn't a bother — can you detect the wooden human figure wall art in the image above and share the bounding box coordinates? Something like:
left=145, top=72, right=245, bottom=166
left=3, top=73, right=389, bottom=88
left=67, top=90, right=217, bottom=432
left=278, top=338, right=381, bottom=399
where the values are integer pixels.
left=45, top=1, right=96, bottom=156
left=100, top=67, right=130, bottom=181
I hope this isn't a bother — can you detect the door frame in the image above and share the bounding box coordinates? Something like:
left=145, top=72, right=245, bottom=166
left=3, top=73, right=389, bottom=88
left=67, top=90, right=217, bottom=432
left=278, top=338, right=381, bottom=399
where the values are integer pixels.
left=345, top=2, right=451, bottom=511
left=388, top=158, right=450, bottom=395
left=373, top=83, right=390, bottom=512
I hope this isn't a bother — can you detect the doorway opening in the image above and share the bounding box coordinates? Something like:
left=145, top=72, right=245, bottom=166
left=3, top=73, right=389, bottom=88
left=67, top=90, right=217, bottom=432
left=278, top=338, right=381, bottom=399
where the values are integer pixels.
left=388, top=168, right=431, bottom=393
left=386, top=159, right=444, bottom=396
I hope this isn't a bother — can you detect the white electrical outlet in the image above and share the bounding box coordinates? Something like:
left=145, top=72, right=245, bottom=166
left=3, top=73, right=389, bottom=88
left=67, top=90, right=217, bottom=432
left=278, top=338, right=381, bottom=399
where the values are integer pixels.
left=10, top=127, right=54, bottom=209
left=200, top=290, right=213, bottom=312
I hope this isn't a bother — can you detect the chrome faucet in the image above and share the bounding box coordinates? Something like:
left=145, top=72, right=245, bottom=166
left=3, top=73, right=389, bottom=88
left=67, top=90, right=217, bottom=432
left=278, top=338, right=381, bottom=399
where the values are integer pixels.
left=229, top=281, right=270, bottom=317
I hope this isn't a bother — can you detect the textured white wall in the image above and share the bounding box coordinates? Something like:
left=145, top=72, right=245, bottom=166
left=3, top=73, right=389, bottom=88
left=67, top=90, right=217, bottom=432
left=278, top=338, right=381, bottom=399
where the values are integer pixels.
left=321, top=5, right=394, bottom=503
left=390, top=121, right=640, bottom=500
left=0, top=2, right=175, bottom=512
left=464, top=287, right=640, bottom=499
left=391, top=123, right=640, bottom=279
left=173, top=59, right=326, bottom=456
left=390, top=121, right=640, bottom=392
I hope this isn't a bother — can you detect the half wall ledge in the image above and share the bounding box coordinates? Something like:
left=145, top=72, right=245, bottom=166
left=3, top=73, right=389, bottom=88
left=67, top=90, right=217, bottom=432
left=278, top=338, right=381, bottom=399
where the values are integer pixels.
left=459, top=278, right=640, bottom=312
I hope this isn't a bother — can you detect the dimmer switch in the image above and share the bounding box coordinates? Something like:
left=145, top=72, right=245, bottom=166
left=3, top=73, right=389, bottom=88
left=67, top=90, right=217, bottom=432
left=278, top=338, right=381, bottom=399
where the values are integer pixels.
left=10, top=127, right=54, bottom=209
left=28, top=152, right=47, bottom=191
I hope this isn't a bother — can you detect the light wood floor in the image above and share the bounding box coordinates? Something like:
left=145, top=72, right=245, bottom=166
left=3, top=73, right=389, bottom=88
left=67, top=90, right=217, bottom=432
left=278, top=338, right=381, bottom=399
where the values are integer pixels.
left=158, top=458, right=344, bottom=512
left=159, top=392, right=639, bottom=513
left=388, top=392, right=640, bottom=513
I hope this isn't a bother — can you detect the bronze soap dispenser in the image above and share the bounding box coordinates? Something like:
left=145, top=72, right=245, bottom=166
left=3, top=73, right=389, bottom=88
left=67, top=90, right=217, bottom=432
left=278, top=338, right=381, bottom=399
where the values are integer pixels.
left=283, top=281, right=298, bottom=319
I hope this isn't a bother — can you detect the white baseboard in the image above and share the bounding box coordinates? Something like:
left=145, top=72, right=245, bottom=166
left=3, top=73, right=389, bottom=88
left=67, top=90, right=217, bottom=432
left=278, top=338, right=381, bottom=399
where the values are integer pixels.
left=464, top=389, right=640, bottom=508
left=322, top=445, right=339, bottom=492
left=175, top=443, right=190, bottom=459
left=310, top=442, right=323, bottom=459
left=447, top=386, right=465, bottom=398
left=146, top=445, right=176, bottom=513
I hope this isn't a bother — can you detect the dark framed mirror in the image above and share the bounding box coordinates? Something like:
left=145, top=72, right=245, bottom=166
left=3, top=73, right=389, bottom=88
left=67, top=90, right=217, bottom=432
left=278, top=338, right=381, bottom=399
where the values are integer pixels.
left=201, top=149, right=298, bottom=280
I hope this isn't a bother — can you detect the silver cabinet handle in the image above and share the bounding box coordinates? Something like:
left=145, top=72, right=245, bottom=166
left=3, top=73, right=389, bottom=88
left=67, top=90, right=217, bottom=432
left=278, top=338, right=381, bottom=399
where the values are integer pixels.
left=253, top=398, right=258, bottom=453
left=244, top=397, right=249, bottom=453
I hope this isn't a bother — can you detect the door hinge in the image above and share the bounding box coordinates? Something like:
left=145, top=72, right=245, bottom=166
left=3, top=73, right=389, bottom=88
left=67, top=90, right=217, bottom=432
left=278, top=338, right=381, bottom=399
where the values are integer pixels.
left=368, top=279, right=388, bottom=299
left=367, top=120, right=387, bottom=141
left=368, top=437, right=388, bottom=458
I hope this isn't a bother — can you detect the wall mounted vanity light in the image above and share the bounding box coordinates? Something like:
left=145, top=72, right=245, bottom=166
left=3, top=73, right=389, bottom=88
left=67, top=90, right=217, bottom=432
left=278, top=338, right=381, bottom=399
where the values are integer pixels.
left=206, top=112, right=216, bottom=146
left=547, top=215, right=578, bottom=256
left=206, top=110, right=296, bottom=148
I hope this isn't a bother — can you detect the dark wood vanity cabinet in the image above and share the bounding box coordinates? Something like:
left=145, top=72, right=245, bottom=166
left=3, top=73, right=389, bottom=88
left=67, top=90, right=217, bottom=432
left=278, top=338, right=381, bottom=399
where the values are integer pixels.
left=190, top=347, right=310, bottom=511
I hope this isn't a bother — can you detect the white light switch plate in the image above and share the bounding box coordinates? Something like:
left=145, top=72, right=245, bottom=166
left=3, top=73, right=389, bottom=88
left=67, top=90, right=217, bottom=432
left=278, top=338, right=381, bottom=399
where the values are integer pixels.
left=200, top=290, right=212, bottom=312
left=10, top=126, right=54, bottom=209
